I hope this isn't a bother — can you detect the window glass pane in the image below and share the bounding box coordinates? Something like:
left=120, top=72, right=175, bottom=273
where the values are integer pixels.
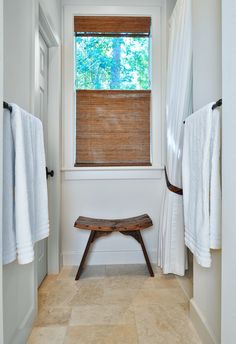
left=75, top=36, right=150, bottom=90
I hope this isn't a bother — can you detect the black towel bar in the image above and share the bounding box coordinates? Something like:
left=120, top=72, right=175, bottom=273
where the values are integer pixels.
left=212, top=98, right=222, bottom=110
left=183, top=99, right=222, bottom=124
left=3, top=101, right=12, bottom=113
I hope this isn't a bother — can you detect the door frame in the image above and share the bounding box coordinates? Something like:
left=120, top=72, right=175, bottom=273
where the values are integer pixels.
left=32, top=2, right=61, bottom=275
left=37, top=31, right=49, bottom=287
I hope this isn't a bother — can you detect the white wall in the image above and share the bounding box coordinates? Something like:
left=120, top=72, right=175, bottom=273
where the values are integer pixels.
left=221, top=1, right=236, bottom=343
left=191, top=1, right=221, bottom=343
left=62, top=178, right=164, bottom=265
left=3, top=1, right=61, bottom=343
left=61, top=0, right=169, bottom=267
left=0, top=0, right=4, bottom=342
left=3, top=2, right=37, bottom=343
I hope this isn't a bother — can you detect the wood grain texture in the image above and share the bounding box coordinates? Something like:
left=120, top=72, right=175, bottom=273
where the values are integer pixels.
left=74, top=16, right=151, bottom=36
left=75, top=90, right=151, bottom=167
left=74, top=214, right=153, bottom=232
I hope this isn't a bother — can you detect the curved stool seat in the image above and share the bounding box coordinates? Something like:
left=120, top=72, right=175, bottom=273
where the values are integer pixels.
left=74, top=214, right=154, bottom=280
left=74, top=214, right=153, bottom=232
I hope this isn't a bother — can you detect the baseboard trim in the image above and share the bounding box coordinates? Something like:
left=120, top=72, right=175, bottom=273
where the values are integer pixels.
left=62, top=249, right=157, bottom=266
left=176, top=276, right=193, bottom=300
left=10, top=306, right=36, bottom=344
left=59, top=253, right=63, bottom=272
left=190, top=299, right=218, bottom=344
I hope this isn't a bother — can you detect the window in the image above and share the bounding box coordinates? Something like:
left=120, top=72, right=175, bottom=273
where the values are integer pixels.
left=74, top=16, right=151, bottom=167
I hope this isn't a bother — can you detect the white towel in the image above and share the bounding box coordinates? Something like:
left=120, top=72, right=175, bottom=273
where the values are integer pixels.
left=11, top=104, right=49, bottom=264
left=2, top=109, right=17, bottom=264
left=209, top=108, right=221, bottom=248
left=182, top=103, right=221, bottom=268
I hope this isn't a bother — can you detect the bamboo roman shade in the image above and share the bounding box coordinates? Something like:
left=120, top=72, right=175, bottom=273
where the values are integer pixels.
left=74, top=16, right=151, bottom=36
left=75, top=90, right=151, bottom=167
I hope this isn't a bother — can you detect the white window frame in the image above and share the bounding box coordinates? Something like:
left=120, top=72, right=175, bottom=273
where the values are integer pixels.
left=62, top=4, right=165, bottom=180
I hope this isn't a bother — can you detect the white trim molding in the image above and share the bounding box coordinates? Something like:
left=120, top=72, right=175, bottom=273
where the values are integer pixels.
left=39, top=4, right=60, bottom=47
left=62, top=249, right=157, bottom=266
left=62, top=4, right=165, bottom=179
left=190, top=299, right=218, bottom=344
left=62, top=166, right=163, bottom=180
left=62, top=0, right=165, bottom=6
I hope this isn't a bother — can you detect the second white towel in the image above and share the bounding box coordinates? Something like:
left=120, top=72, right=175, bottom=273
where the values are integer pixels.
left=182, top=103, right=221, bottom=268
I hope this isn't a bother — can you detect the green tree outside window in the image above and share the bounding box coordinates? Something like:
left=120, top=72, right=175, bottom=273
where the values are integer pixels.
left=74, top=36, right=150, bottom=90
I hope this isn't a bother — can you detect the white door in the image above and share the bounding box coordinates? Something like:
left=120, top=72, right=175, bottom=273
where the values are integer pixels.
left=37, top=33, right=49, bottom=287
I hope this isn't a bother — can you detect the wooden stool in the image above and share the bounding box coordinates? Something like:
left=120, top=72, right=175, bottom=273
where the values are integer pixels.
left=74, top=214, right=154, bottom=280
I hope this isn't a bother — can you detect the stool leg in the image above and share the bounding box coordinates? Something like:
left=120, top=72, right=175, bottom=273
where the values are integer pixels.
left=137, top=231, right=154, bottom=277
left=120, top=230, right=154, bottom=277
left=75, top=231, right=96, bottom=280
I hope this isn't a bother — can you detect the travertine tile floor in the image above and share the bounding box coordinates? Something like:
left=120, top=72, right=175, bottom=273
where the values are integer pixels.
left=27, top=265, right=201, bottom=344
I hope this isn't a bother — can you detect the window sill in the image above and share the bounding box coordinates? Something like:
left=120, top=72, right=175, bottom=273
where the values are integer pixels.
left=61, top=166, right=164, bottom=180
left=74, top=162, right=152, bottom=167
